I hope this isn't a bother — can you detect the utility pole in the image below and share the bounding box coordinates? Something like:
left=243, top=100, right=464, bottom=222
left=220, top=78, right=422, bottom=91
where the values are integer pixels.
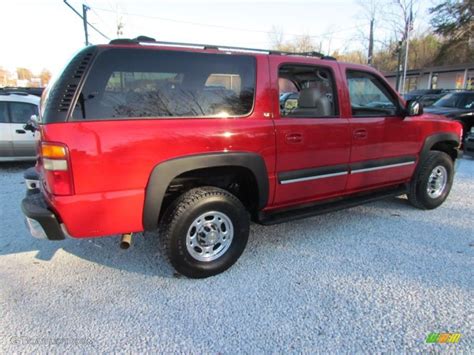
left=82, top=4, right=90, bottom=46
left=395, top=41, right=403, bottom=92
left=368, top=18, right=374, bottom=65
left=401, top=32, right=410, bottom=94
left=63, top=0, right=110, bottom=44
left=400, top=1, right=414, bottom=95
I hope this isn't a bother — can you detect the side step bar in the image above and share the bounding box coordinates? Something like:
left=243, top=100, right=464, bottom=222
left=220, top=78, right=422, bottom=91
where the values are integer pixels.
left=258, top=185, right=408, bottom=225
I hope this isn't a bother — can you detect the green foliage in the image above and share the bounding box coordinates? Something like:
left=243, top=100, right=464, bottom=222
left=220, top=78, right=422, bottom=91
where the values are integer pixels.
left=429, top=0, right=473, bottom=64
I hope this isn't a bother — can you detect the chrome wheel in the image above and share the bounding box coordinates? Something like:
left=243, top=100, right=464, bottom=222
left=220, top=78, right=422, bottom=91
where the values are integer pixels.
left=427, top=165, right=447, bottom=199
left=186, top=211, right=234, bottom=262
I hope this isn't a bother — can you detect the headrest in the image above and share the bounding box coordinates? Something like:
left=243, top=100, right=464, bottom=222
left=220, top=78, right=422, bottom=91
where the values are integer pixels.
left=297, top=88, right=323, bottom=108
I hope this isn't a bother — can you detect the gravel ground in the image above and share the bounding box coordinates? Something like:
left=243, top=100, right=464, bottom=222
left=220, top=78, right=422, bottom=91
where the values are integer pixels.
left=0, top=159, right=473, bottom=353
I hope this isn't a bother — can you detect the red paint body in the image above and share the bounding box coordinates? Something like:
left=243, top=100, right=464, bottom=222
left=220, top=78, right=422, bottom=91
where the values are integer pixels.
left=38, top=45, right=462, bottom=238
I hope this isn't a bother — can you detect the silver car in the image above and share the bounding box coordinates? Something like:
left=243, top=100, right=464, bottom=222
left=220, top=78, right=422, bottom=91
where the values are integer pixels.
left=0, top=93, right=40, bottom=161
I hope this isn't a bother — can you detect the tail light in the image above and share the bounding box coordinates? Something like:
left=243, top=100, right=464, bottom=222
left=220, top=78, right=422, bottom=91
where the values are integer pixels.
left=40, top=142, right=74, bottom=196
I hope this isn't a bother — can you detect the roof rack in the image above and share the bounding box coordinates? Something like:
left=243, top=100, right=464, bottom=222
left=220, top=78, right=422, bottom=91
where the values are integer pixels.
left=109, top=36, right=336, bottom=60
left=0, top=87, right=29, bottom=96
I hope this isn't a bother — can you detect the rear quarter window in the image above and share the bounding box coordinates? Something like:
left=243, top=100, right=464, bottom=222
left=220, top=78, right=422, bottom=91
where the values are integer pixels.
left=72, top=48, right=256, bottom=120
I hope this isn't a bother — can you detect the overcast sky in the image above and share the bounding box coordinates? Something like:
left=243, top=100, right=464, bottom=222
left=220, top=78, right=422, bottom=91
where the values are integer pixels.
left=1, top=0, right=432, bottom=75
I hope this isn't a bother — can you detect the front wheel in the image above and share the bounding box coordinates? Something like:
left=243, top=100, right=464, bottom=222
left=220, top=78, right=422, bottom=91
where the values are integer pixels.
left=161, top=187, right=250, bottom=278
left=408, top=151, right=454, bottom=209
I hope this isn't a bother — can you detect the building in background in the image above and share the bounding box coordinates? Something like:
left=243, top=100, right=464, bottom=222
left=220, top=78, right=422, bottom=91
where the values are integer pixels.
left=385, top=63, right=474, bottom=92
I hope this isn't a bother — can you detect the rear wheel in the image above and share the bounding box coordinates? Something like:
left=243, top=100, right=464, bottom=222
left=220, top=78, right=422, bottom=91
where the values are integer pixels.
left=408, top=151, right=454, bottom=209
left=161, top=186, right=250, bottom=278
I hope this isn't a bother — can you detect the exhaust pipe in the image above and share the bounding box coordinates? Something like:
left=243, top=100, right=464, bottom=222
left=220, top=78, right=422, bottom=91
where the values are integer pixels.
left=120, top=233, right=133, bottom=249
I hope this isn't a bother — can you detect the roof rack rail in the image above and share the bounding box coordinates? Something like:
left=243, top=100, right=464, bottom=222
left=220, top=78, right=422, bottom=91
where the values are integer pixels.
left=0, top=87, right=30, bottom=96
left=108, top=36, right=336, bottom=60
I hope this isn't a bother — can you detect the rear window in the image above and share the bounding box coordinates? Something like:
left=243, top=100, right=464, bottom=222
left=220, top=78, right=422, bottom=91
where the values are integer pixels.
left=72, top=48, right=256, bottom=120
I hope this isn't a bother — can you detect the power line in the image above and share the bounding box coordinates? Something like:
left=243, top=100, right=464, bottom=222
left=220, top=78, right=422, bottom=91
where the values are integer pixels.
left=92, top=6, right=359, bottom=40
left=63, top=0, right=110, bottom=44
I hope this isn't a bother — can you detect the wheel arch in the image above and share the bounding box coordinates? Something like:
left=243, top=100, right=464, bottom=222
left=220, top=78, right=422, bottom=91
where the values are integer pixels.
left=143, top=152, right=269, bottom=231
left=420, top=132, right=460, bottom=162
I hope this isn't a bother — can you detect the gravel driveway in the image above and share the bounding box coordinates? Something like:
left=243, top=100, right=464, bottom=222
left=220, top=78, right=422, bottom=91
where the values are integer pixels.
left=0, top=159, right=473, bottom=353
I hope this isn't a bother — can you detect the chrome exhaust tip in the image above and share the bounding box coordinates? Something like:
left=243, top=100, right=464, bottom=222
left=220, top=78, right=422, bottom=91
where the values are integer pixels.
left=120, top=233, right=132, bottom=249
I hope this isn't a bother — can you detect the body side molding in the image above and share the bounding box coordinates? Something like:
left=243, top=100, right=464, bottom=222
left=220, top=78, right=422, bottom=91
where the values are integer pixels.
left=143, top=152, right=269, bottom=230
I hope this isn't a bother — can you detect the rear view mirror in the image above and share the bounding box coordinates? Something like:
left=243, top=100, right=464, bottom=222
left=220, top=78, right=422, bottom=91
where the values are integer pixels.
left=405, top=100, right=423, bottom=117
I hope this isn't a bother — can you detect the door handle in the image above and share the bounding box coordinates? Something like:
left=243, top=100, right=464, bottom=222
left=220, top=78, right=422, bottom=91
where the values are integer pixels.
left=15, top=129, right=26, bottom=134
left=285, top=133, right=303, bottom=143
left=353, top=129, right=368, bottom=139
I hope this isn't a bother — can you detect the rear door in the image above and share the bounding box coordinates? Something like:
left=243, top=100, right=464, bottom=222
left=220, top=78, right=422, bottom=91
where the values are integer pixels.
left=0, top=102, right=13, bottom=158
left=9, top=101, right=38, bottom=157
left=270, top=57, right=351, bottom=208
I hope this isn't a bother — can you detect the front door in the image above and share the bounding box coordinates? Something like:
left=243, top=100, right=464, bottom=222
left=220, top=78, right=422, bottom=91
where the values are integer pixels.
left=343, top=69, right=420, bottom=192
left=271, top=59, right=351, bottom=208
left=9, top=101, right=38, bottom=157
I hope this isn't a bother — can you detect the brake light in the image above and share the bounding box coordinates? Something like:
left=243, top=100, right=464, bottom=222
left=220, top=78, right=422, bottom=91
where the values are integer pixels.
left=40, top=142, right=74, bottom=196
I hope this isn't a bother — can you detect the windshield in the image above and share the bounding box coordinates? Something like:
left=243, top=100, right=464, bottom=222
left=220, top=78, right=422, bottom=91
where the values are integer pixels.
left=433, top=93, right=474, bottom=109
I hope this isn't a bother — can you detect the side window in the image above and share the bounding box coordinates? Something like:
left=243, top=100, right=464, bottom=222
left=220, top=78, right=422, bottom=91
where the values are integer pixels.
left=460, top=94, right=474, bottom=109
left=279, top=64, right=338, bottom=118
left=0, top=102, right=8, bottom=123
left=9, top=102, right=38, bottom=123
left=346, top=71, right=398, bottom=116
left=73, top=49, right=256, bottom=120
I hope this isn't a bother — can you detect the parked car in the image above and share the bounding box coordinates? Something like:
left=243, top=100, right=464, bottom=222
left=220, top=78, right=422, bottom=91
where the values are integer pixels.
left=424, top=91, right=474, bottom=140
left=0, top=87, right=45, bottom=97
left=464, top=127, right=474, bottom=157
left=0, top=92, right=39, bottom=161
left=21, top=36, right=462, bottom=278
left=403, top=89, right=449, bottom=107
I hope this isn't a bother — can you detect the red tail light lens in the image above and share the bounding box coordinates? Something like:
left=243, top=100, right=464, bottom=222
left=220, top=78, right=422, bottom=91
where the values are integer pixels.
left=40, top=143, right=74, bottom=196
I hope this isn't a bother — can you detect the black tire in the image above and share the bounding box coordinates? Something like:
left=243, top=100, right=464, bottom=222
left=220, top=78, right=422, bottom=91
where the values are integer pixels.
left=160, top=186, right=250, bottom=278
left=408, top=151, right=454, bottom=210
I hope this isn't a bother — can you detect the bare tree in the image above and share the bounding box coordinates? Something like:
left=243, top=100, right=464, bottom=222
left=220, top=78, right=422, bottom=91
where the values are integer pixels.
left=268, top=25, right=285, bottom=49
left=268, top=28, right=318, bottom=53
left=356, top=0, right=384, bottom=65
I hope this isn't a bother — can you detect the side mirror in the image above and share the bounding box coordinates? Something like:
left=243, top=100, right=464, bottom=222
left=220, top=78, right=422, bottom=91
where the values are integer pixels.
left=24, top=114, right=39, bottom=132
left=405, top=100, right=423, bottom=117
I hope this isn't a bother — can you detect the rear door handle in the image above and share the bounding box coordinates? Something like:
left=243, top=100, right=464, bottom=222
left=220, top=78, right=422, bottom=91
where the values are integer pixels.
left=353, top=129, right=368, bottom=139
left=285, top=133, right=303, bottom=143
left=15, top=129, right=26, bottom=134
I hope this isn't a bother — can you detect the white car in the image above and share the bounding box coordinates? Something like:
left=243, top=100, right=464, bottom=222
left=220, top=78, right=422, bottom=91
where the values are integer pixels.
left=0, top=92, right=40, bottom=161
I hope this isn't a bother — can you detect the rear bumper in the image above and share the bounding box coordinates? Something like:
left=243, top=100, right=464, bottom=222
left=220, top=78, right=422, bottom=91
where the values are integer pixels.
left=23, top=167, right=40, bottom=193
left=21, top=191, right=65, bottom=240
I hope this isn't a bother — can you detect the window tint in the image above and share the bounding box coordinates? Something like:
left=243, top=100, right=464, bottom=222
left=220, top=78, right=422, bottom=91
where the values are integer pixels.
left=73, top=49, right=256, bottom=119
left=347, top=71, right=398, bottom=116
left=9, top=102, right=38, bottom=123
left=279, top=65, right=338, bottom=118
left=0, top=102, right=7, bottom=123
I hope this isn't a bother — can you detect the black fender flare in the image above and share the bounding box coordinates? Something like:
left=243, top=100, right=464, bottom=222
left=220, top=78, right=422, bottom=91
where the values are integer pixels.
left=142, top=152, right=269, bottom=230
left=420, top=132, right=460, bottom=160
left=411, top=132, right=461, bottom=181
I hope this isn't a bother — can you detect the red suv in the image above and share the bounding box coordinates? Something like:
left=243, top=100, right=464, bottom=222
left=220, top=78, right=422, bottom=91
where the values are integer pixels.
left=22, top=36, right=463, bottom=278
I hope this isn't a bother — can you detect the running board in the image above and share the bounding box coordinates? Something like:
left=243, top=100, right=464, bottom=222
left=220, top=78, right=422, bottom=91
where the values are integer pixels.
left=258, top=185, right=408, bottom=225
